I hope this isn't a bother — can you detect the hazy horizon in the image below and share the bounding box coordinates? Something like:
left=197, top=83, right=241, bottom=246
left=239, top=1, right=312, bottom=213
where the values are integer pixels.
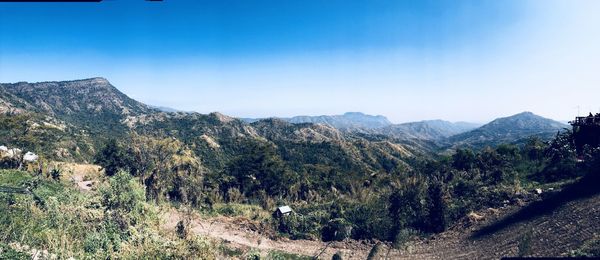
left=1, top=0, right=599, bottom=123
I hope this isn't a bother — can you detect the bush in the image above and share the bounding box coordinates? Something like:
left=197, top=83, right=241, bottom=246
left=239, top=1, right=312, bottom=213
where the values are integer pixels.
left=347, top=198, right=394, bottom=240
left=277, top=214, right=321, bottom=240
left=366, top=243, right=382, bottom=260
left=518, top=229, right=533, bottom=256
left=332, top=251, right=343, bottom=260
left=267, top=250, right=312, bottom=260
left=0, top=242, right=30, bottom=260
left=321, top=218, right=352, bottom=241
left=94, top=139, right=129, bottom=176
left=246, top=249, right=261, bottom=260
left=50, top=168, right=61, bottom=181
left=176, top=220, right=188, bottom=239
left=100, top=171, right=147, bottom=232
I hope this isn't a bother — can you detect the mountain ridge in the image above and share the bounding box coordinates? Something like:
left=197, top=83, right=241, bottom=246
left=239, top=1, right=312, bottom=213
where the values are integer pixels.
left=445, top=111, right=569, bottom=149
left=0, top=78, right=423, bottom=176
left=0, top=78, right=571, bottom=160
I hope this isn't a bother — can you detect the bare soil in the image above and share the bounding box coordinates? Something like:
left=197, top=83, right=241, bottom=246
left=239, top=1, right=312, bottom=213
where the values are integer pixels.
left=162, top=180, right=600, bottom=259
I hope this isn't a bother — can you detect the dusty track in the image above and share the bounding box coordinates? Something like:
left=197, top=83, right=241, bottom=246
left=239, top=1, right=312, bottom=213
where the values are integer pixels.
left=162, top=211, right=373, bottom=259
left=163, top=180, right=600, bottom=259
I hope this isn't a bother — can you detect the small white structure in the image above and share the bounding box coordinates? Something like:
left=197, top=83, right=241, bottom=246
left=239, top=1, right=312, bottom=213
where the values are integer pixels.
left=0, top=146, right=7, bottom=158
left=6, top=148, right=22, bottom=158
left=273, top=205, right=292, bottom=218
left=23, top=152, right=39, bottom=162
left=534, top=188, right=543, bottom=195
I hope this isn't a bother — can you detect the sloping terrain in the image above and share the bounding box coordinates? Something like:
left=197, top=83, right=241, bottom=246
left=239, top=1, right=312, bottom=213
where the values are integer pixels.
left=163, top=177, right=600, bottom=259
left=242, top=112, right=392, bottom=130
left=446, top=112, right=569, bottom=149
left=375, top=119, right=480, bottom=140
left=396, top=175, right=600, bottom=259
left=0, top=78, right=422, bottom=166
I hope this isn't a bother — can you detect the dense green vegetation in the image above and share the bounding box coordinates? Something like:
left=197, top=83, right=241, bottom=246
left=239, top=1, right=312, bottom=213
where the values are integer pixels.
left=1, top=79, right=597, bottom=257
left=0, top=169, right=217, bottom=259
left=91, top=129, right=597, bottom=247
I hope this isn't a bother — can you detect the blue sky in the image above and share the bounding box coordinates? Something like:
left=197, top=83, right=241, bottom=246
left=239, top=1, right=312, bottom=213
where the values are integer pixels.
left=1, top=0, right=599, bottom=123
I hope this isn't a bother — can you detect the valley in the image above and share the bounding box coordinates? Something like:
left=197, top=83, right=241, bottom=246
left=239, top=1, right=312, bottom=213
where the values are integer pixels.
left=0, top=78, right=597, bottom=259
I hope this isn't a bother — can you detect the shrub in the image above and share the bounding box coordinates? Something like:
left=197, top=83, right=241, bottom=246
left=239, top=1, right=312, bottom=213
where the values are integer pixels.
left=277, top=214, right=321, bottom=240
left=50, top=168, right=61, bottom=181
left=94, top=139, right=129, bottom=176
left=99, top=171, right=147, bottom=232
left=366, top=243, right=382, bottom=260
left=0, top=242, right=30, bottom=260
left=321, top=218, right=352, bottom=241
left=331, top=251, right=343, bottom=260
left=176, top=220, right=188, bottom=239
left=518, top=229, right=533, bottom=256
left=246, top=249, right=261, bottom=260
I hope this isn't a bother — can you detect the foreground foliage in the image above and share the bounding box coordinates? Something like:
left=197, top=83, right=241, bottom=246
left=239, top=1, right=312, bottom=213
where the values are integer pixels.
left=0, top=169, right=216, bottom=259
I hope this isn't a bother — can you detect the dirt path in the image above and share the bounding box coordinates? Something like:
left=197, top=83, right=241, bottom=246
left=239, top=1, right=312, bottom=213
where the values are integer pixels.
left=162, top=185, right=600, bottom=259
left=53, top=162, right=101, bottom=192
left=162, top=210, right=373, bottom=259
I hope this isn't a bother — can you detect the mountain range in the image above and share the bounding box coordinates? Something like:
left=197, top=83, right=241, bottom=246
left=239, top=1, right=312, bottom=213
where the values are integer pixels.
left=242, top=112, right=392, bottom=130
left=0, top=78, right=425, bottom=177
left=242, top=112, right=482, bottom=140
left=0, top=78, right=570, bottom=165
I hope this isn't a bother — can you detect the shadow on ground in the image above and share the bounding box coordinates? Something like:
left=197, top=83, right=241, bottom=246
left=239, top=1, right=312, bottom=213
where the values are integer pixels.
left=471, top=172, right=600, bottom=239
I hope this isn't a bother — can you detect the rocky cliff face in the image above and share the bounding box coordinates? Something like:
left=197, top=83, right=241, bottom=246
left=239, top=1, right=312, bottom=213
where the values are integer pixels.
left=0, top=77, right=153, bottom=118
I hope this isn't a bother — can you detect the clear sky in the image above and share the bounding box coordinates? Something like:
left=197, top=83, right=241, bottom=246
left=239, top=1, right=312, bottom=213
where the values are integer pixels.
left=0, top=0, right=599, bottom=123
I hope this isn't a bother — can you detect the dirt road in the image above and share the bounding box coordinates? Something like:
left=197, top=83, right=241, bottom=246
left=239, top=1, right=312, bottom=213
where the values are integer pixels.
left=162, top=210, right=374, bottom=259
left=162, top=185, right=600, bottom=259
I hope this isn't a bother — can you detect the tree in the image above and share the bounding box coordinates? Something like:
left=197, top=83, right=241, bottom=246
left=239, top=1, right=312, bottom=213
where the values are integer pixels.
left=126, top=134, right=205, bottom=203
left=94, top=139, right=128, bottom=176
left=388, top=178, right=428, bottom=238
left=100, top=171, right=146, bottom=231
left=540, top=131, right=578, bottom=181
left=225, top=141, right=298, bottom=199
left=425, top=180, right=448, bottom=233
left=452, top=149, right=476, bottom=171
left=523, top=136, right=546, bottom=161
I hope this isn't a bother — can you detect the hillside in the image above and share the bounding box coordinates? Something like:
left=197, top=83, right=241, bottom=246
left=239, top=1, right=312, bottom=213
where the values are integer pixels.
left=0, top=78, right=158, bottom=161
left=0, top=78, right=424, bottom=186
left=375, top=120, right=480, bottom=140
left=1, top=78, right=594, bottom=259
left=0, top=77, right=153, bottom=119
left=446, top=112, right=569, bottom=149
left=243, top=112, right=392, bottom=130
left=396, top=174, right=600, bottom=259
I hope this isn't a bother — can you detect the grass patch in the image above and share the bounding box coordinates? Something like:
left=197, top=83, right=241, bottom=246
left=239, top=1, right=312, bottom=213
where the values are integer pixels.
left=0, top=169, right=32, bottom=187
left=218, top=243, right=244, bottom=258
left=266, top=250, right=312, bottom=260
left=211, top=203, right=271, bottom=221
left=0, top=242, right=29, bottom=260
left=0, top=169, right=218, bottom=259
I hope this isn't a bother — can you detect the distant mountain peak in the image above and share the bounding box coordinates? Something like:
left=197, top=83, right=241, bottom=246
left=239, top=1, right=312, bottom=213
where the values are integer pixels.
left=483, top=111, right=567, bottom=130
left=77, top=77, right=110, bottom=84
left=243, top=112, right=392, bottom=129
left=447, top=111, right=568, bottom=149
left=343, top=112, right=367, bottom=116
left=517, top=111, right=534, bottom=115
left=0, top=77, right=153, bottom=119
left=287, top=112, right=392, bottom=129
left=375, top=119, right=481, bottom=140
